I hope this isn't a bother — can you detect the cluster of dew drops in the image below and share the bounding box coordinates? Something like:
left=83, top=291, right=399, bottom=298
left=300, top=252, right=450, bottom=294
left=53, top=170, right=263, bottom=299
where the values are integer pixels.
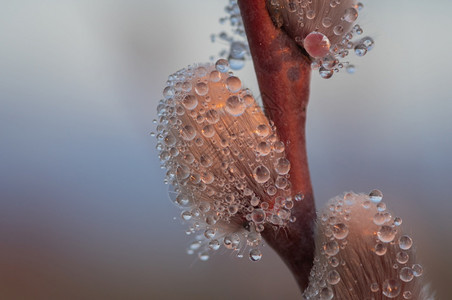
left=152, top=59, right=303, bottom=262
left=210, top=0, right=250, bottom=71
left=211, top=0, right=374, bottom=78
left=303, top=190, right=423, bottom=300
left=270, top=0, right=375, bottom=79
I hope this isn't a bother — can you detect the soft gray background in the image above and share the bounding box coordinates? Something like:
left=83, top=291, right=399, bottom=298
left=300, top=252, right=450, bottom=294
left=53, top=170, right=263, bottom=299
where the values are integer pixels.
left=1, top=0, right=451, bottom=299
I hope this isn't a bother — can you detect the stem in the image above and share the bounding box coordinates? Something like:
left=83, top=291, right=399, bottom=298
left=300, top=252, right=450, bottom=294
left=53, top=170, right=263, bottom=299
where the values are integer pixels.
left=238, top=0, right=315, bottom=292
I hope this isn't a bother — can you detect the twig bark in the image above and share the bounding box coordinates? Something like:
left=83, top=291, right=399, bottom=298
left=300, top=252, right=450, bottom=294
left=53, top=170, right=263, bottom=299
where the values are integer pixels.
left=237, top=0, right=315, bottom=292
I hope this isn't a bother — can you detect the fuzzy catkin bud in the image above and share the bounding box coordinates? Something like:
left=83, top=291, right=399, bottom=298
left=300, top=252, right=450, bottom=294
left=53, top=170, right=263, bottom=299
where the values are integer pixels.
left=304, top=191, right=433, bottom=300
left=267, top=0, right=374, bottom=78
left=155, top=59, right=297, bottom=261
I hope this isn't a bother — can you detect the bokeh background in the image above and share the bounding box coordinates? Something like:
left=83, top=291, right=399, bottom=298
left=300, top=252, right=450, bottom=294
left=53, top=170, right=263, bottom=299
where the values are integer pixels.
left=1, top=0, right=451, bottom=299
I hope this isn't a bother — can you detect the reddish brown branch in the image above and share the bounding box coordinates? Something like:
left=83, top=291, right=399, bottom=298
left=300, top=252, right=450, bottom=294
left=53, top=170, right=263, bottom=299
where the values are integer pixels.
left=238, top=0, right=315, bottom=292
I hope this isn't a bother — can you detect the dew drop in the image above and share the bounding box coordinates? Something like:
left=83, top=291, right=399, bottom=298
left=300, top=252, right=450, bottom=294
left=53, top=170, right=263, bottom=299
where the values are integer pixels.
left=332, top=223, right=349, bottom=240
left=346, top=64, right=356, bottom=74
left=189, top=241, right=201, bottom=250
left=182, top=94, right=198, bottom=110
left=354, top=44, right=367, bottom=56
left=198, top=251, right=209, bottom=261
left=412, top=264, right=423, bottom=277
left=267, top=185, right=277, bottom=196
left=205, top=109, right=220, bottom=124
left=378, top=225, right=397, bottom=243
left=228, top=56, right=245, bottom=70
left=294, top=193, right=304, bottom=201
left=209, top=239, right=220, bottom=250
left=176, top=165, right=190, bottom=180
left=322, top=54, right=339, bottom=70
left=377, top=202, right=386, bottom=212
left=399, top=235, right=413, bottom=250
left=202, top=124, right=215, bottom=138
left=343, top=7, right=358, bottom=23
left=228, top=204, right=239, bottom=214
left=181, top=211, right=192, bottom=221
left=400, top=267, right=414, bottom=282
left=181, top=125, right=196, bottom=141
left=250, top=196, right=260, bottom=206
left=230, top=41, right=247, bottom=59
left=164, top=134, right=176, bottom=147
left=209, top=70, right=222, bottom=82
left=278, top=208, right=290, bottom=220
left=360, top=36, right=375, bottom=50
left=215, top=58, right=230, bottom=73
left=382, top=279, right=401, bottom=298
left=403, top=291, right=413, bottom=299
left=333, top=25, right=344, bottom=35
left=256, top=141, right=271, bottom=156
left=327, top=270, right=341, bottom=285
left=283, top=199, right=294, bottom=209
left=249, top=248, right=262, bottom=261
left=287, top=0, right=297, bottom=13
left=362, top=200, right=371, bottom=209
left=163, top=86, right=175, bottom=99
left=253, top=165, right=271, bottom=183
left=195, top=66, right=208, bottom=77
left=369, top=189, right=383, bottom=203
left=201, top=172, right=214, bottom=184
left=225, top=95, right=246, bottom=116
left=182, top=81, right=192, bottom=92
left=223, top=234, right=240, bottom=249
left=306, top=10, right=316, bottom=19
left=322, top=17, right=333, bottom=28
left=247, top=232, right=261, bottom=247
left=324, top=240, right=340, bottom=256
left=251, top=209, right=266, bottom=224
left=226, top=76, right=242, bottom=93
left=319, top=287, right=334, bottom=300
left=242, top=94, right=255, bottom=106
left=304, top=32, right=331, bottom=58
left=195, top=82, right=209, bottom=96
left=370, top=282, right=379, bottom=292
left=273, top=141, right=285, bottom=153
left=275, top=158, right=291, bottom=175
left=256, top=124, right=270, bottom=137
left=396, top=251, right=409, bottom=264
left=200, top=155, right=213, bottom=168
left=374, top=242, right=387, bottom=256
left=319, top=67, right=334, bottom=79
left=275, top=176, right=288, bottom=189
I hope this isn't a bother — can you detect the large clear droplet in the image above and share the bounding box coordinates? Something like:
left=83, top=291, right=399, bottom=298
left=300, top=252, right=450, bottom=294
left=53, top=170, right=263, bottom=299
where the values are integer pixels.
left=215, top=58, right=230, bottom=73
left=323, top=240, right=339, bottom=256
left=251, top=209, right=266, bottom=223
left=332, top=223, right=349, bottom=240
left=226, top=76, right=242, bottom=93
left=382, top=279, right=401, bottom=298
left=225, top=95, right=246, bottom=116
left=378, top=225, right=397, bottom=243
left=327, top=270, right=341, bottom=285
left=343, top=8, right=358, bottom=22
left=400, top=267, right=414, bottom=282
left=253, top=165, right=270, bottom=183
left=249, top=249, right=262, bottom=261
left=398, top=235, right=413, bottom=250
left=182, top=94, right=198, bottom=110
left=275, top=158, right=291, bottom=175
left=369, top=189, right=383, bottom=203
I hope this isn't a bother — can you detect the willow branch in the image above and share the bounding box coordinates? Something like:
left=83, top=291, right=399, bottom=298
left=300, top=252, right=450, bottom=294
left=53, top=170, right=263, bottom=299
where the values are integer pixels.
left=238, top=0, right=315, bottom=291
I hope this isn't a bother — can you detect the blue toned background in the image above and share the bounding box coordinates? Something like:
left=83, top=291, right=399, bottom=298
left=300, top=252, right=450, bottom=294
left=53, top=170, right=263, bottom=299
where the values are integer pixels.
left=1, top=0, right=451, bottom=299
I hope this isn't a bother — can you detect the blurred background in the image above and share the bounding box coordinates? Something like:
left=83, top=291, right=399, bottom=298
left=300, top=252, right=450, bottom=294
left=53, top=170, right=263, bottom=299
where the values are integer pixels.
left=1, top=0, right=451, bottom=299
